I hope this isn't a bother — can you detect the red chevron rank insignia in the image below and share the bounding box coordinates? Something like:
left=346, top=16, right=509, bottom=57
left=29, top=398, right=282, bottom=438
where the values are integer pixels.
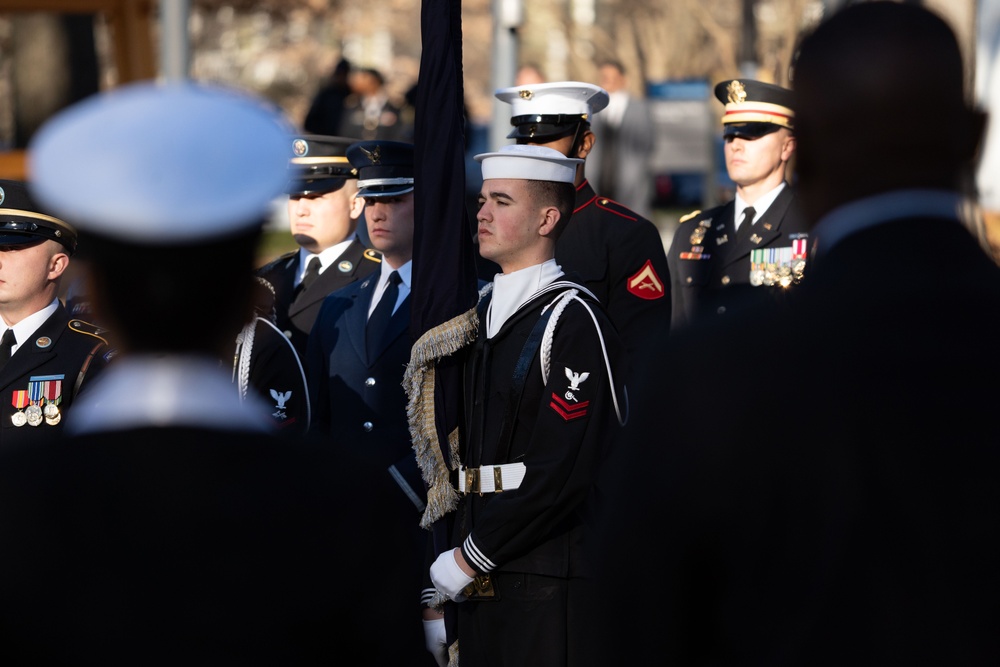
left=627, top=259, right=665, bottom=299
left=550, top=393, right=589, bottom=421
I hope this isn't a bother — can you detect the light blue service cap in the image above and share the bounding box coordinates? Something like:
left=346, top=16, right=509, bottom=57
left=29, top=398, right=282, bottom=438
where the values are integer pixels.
left=28, top=81, right=293, bottom=244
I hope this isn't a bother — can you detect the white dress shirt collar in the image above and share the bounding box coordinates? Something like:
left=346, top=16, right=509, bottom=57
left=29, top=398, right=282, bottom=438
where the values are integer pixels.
left=296, top=236, right=356, bottom=285
left=735, top=181, right=787, bottom=231
left=5, top=298, right=60, bottom=355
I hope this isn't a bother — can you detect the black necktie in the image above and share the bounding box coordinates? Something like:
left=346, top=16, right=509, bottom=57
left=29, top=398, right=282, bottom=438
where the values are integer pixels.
left=367, top=271, right=401, bottom=355
left=299, top=256, right=322, bottom=292
left=0, top=329, right=16, bottom=372
left=736, top=206, right=756, bottom=244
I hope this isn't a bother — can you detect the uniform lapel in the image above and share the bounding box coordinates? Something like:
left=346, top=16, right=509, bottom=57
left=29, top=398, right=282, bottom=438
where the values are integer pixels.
left=371, top=295, right=410, bottom=363
left=289, top=241, right=371, bottom=317
left=0, top=306, right=67, bottom=391
left=723, top=187, right=795, bottom=268
left=349, top=274, right=377, bottom=364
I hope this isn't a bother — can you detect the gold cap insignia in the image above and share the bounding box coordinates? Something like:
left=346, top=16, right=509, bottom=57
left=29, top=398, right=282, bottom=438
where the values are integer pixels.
left=519, top=89, right=533, bottom=100
left=727, top=80, right=747, bottom=104
left=360, top=145, right=382, bottom=165
left=292, top=138, right=308, bottom=157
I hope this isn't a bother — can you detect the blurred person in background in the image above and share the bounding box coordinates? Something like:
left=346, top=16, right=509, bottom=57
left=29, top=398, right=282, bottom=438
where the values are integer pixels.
left=594, top=3, right=998, bottom=664
left=587, top=59, right=655, bottom=219
left=338, top=66, right=412, bottom=141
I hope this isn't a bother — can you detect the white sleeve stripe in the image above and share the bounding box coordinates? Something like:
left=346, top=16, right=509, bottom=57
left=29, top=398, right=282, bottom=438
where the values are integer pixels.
left=463, top=535, right=496, bottom=572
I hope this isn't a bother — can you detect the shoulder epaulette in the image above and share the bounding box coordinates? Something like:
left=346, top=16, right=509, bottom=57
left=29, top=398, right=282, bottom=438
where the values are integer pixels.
left=679, top=210, right=702, bottom=224
left=363, top=248, right=382, bottom=263
left=594, top=197, right=641, bottom=221
left=68, top=319, right=110, bottom=344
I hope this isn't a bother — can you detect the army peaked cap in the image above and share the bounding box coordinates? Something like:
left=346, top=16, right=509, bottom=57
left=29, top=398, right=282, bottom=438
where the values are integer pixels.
left=288, top=134, right=357, bottom=196
left=0, top=179, right=77, bottom=253
left=714, top=79, right=794, bottom=139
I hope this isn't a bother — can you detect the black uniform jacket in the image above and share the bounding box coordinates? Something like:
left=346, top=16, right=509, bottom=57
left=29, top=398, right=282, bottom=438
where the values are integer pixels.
left=256, top=240, right=380, bottom=357
left=458, top=281, right=627, bottom=579
left=230, top=315, right=310, bottom=434
left=556, top=180, right=671, bottom=361
left=667, top=185, right=810, bottom=329
left=0, top=303, right=111, bottom=446
left=306, top=273, right=422, bottom=504
left=0, top=427, right=428, bottom=666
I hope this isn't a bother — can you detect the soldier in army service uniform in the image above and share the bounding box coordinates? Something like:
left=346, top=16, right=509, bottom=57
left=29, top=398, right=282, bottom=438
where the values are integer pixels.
left=0, top=179, right=111, bottom=445
left=667, top=79, right=810, bottom=329
left=256, top=134, right=380, bottom=357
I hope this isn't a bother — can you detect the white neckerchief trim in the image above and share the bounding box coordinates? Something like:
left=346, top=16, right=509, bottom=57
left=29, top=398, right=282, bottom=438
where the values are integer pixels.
left=735, top=181, right=786, bottom=232
left=7, top=298, right=59, bottom=355
left=368, top=259, right=413, bottom=319
left=67, top=355, right=274, bottom=435
left=810, top=189, right=966, bottom=265
left=486, top=259, right=563, bottom=338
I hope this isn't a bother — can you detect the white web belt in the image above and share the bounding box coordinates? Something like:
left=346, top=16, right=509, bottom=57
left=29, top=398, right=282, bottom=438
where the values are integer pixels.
left=458, top=463, right=526, bottom=494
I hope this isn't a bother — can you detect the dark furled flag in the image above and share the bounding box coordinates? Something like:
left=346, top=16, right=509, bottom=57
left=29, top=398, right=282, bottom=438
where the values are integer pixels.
left=403, top=0, right=480, bottom=654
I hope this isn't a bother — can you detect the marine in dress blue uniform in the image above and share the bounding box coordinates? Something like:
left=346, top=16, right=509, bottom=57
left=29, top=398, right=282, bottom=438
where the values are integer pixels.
left=0, top=179, right=111, bottom=446
left=256, top=134, right=380, bottom=357
left=667, top=79, right=810, bottom=328
left=494, top=82, right=672, bottom=368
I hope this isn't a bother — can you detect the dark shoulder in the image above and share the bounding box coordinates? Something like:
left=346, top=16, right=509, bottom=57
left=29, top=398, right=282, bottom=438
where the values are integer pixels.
left=586, top=195, right=650, bottom=225
left=256, top=250, right=297, bottom=277
left=315, top=273, right=371, bottom=321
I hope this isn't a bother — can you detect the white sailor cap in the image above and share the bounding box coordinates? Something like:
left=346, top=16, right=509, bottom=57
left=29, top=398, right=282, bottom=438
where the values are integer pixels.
left=494, top=81, right=609, bottom=140
left=28, top=81, right=292, bottom=244
left=474, top=144, right=582, bottom=184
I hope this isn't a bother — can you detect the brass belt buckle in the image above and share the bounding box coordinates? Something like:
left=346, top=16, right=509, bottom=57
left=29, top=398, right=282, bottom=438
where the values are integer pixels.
left=462, top=573, right=496, bottom=599
left=493, top=465, right=504, bottom=492
left=465, top=467, right=480, bottom=495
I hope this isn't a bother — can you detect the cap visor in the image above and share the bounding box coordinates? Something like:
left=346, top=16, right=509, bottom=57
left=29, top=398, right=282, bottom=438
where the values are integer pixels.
left=358, top=184, right=414, bottom=198
left=506, top=123, right=581, bottom=141
left=0, top=233, right=45, bottom=248
left=723, top=122, right=783, bottom=139
left=287, top=177, right=349, bottom=196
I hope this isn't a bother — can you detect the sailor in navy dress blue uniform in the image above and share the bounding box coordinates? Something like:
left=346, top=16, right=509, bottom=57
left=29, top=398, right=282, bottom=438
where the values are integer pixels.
left=0, top=179, right=111, bottom=446
left=429, top=145, right=628, bottom=667
left=667, top=79, right=810, bottom=329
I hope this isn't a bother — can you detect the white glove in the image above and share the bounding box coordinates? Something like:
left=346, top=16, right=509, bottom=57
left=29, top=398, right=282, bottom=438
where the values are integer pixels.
left=430, top=548, right=474, bottom=602
left=423, top=617, right=448, bottom=667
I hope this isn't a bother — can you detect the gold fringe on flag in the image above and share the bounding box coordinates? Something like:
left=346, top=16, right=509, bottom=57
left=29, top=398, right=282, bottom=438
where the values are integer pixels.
left=404, top=284, right=491, bottom=529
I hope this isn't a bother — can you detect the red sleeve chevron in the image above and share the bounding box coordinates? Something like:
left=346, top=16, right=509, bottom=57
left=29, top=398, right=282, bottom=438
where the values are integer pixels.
left=550, top=393, right=590, bottom=421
